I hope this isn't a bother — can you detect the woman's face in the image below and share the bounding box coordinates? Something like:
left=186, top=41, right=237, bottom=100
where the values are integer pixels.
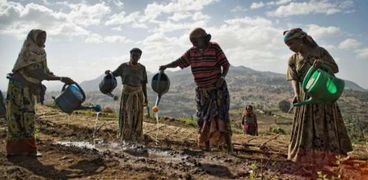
left=286, top=38, right=302, bottom=53
left=191, top=36, right=207, bottom=49
left=36, top=32, right=46, bottom=47
left=130, top=52, right=141, bottom=64
left=246, top=107, right=253, bottom=112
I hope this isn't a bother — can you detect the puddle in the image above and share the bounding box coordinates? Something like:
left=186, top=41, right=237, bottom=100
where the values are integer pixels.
left=57, top=141, right=96, bottom=149
left=55, top=140, right=188, bottom=163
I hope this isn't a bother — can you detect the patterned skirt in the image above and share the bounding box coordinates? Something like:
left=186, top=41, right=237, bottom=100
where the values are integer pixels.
left=6, top=80, right=37, bottom=156
left=118, top=85, right=144, bottom=142
left=288, top=86, right=353, bottom=164
left=244, top=123, right=258, bottom=136
left=195, top=82, right=231, bottom=147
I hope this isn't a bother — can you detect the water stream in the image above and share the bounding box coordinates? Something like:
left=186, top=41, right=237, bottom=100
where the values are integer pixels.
left=92, top=112, right=101, bottom=145
left=155, top=112, right=159, bottom=145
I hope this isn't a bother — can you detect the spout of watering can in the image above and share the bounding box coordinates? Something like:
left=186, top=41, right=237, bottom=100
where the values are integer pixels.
left=78, top=104, right=102, bottom=112
left=155, top=95, right=162, bottom=106
left=107, top=93, right=118, bottom=101
left=293, top=97, right=314, bottom=107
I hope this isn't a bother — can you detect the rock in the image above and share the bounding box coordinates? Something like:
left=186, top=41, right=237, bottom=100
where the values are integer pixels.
left=224, top=158, right=233, bottom=163
left=61, top=156, right=68, bottom=160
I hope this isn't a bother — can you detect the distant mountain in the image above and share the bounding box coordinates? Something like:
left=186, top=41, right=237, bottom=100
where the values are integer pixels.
left=58, top=65, right=367, bottom=118
left=79, top=74, right=104, bottom=92
left=79, top=65, right=366, bottom=93
left=344, top=80, right=367, bottom=92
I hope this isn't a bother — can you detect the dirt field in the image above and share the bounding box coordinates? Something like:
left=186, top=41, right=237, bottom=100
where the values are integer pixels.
left=0, top=105, right=367, bottom=179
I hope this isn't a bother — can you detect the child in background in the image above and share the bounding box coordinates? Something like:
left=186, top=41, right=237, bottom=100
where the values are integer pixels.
left=242, top=105, right=258, bottom=136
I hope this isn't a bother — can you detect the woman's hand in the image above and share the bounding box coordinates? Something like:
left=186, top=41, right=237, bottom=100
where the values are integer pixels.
left=313, top=59, right=323, bottom=69
left=292, top=94, right=300, bottom=104
left=159, top=65, right=167, bottom=71
left=144, top=99, right=148, bottom=106
left=215, top=76, right=225, bottom=88
left=61, top=77, right=75, bottom=85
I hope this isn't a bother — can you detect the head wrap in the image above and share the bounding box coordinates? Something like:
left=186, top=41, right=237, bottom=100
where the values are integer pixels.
left=283, top=28, right=318, bottom=47
left=13, top=29, right=47, bottom=72
left=130, top=47, right=142, bottom=54
left=243, top=105, right=254, bottom=117
left=189, top=27, right=211, bottom=43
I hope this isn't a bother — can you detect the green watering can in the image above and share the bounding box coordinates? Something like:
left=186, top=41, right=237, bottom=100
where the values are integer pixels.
left=294, top=66, right=345, bottom=106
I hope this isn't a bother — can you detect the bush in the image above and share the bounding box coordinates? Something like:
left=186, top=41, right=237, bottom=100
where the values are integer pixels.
left=102, top=107, right=115, bottom=113
left=278, top=100, right=291, bottom=113
left=345, top=117, right=368, bottom=144
left=269, top=126, right=286, bottom=135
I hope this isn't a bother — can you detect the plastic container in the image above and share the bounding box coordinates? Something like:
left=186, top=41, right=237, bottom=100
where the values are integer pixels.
left=151, top=71, right=170, bottom=106
left=54, top=83, right=86, bottom=114
left=294, top=66, right=345, bottom=106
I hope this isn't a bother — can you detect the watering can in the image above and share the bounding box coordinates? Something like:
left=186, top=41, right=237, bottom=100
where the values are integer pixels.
left=151, top=71, right=170, bottom=107
left=99, top=72, right=118, bottom=100
left=293, top=66, right=345, bottom=106
left=53, top=83, right=101, bottom=114
left=0, top=90, right=6, bottom=118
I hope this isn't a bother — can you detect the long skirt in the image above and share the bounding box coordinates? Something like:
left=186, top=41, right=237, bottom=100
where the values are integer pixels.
left=118, top=85, right=144, bottom=142
left=244, top=123, right=258, bottom=136
left=196, top=82, right=231, bottom=148
left=6, top=80, right=37, bottom=156
left=288, top=86, right=353, bottom=165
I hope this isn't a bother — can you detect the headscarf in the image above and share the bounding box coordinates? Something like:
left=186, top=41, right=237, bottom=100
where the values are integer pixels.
left=283, top=28, right=318, bottom=47
left=243, top=105, right=254, bottom=117
left=130, top=47, right=142, bottom=54
left=189, top=27, right=211, bottom=43
left=12, top=29, right=47, bottom=72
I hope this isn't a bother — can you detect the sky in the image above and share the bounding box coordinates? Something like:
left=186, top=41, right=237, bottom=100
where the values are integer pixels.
left=0, top=0, right=368, bottom=90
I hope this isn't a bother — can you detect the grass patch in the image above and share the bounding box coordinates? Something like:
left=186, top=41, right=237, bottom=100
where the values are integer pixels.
left=177, top=117, right=197, bottom=127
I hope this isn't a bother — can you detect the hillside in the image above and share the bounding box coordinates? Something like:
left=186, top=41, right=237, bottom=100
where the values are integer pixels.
left=66, top=66, right=368, bottom=122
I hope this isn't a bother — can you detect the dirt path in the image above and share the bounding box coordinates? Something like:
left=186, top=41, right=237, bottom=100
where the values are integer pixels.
left=0, top=105, right=367, bottom=179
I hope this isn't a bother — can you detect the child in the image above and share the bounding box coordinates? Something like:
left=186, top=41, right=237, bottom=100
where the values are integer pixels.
left=242, top=105, right=258, bottom=136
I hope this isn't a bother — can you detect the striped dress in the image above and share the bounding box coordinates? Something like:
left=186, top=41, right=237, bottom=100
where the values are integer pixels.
left=173, top=42, right=231, bottom=148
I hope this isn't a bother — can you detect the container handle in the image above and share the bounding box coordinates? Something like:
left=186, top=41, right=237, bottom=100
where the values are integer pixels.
left=293, top=97, right=314, bottom=106
left=156, top=71, right=163, bottom=97
left=61, top=83, right=86, bottom=102
left=301, top=66, right=317, bottom=92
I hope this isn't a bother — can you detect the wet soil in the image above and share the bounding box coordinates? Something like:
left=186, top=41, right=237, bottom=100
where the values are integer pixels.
left=0, top=105, right=367, bottom=179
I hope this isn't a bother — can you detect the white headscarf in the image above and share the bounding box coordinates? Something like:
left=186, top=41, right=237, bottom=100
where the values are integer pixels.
left=12, top=29, right=47, bottom=72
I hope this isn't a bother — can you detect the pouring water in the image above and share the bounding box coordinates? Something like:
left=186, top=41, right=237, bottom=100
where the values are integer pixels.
left=150, top=70, right=170, bottom=146
left=92, top=112, right=102, bottom=145
left=155, top=112, right=159, bottom=145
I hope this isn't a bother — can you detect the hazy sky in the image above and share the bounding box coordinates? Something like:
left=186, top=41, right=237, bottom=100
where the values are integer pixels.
left=1, top=0, right=367, bottom=90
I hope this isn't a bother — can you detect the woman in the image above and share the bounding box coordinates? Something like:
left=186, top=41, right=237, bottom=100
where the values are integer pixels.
left=6, top=29, right=74, bottom=157
left=241, top=105, right=258, bottom=136
left=283, top=28, right=352, bottom=165
left=159, top=28, right=232, bottom=153
left=106, top=48, right=148, bottom=142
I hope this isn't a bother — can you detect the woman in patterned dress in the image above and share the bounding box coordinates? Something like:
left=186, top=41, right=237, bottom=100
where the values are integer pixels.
left=283, top=28, right=352, bottom=165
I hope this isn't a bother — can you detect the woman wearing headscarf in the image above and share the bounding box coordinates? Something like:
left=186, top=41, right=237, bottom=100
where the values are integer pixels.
left=105, top=48, right=148, bottom=142
left=159, top=28, right=233, bottom=153
left=283, top=28, right=352, bottom=165
left=241, top=105, right=258, bottom=136
left=6, top=29, right=74, bottom=157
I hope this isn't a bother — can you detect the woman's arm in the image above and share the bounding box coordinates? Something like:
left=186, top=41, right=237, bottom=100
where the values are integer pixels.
left=291, top=80, right=300, bottom=103
left=313, top=48, right=339, bottom=73
left=23, top=67, right=74, bottom=84
left=159, top=60, right=180, bottom=70
left=142, top=84, right=148, bottom=105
